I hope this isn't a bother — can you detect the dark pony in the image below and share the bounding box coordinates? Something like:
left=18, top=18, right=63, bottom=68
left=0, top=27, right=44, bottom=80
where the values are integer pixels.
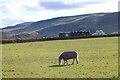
left=58, top=51, right=79, bottom=65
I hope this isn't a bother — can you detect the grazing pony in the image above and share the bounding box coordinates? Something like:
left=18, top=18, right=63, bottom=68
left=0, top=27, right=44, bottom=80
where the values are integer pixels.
left=58, top=51, right=79, bottom=65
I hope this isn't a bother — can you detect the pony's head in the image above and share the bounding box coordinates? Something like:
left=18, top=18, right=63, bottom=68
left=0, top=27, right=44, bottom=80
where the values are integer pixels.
left=58, top=57, right=62, bottom=65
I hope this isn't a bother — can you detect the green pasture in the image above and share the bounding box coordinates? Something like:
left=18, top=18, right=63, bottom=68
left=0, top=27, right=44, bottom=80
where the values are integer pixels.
left=2, top=37, right=118, bottom=78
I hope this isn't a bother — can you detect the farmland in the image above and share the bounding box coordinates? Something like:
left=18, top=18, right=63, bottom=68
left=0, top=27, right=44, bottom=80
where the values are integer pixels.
left=2, top=37, right=118, bottom=78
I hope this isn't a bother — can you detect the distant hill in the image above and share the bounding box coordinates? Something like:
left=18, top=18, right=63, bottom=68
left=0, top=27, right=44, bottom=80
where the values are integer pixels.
left=3, top=22, right=33, bottom=30
left=2, top=12, right=118, bottom=39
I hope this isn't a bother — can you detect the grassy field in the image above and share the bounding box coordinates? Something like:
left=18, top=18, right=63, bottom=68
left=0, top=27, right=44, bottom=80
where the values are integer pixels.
left=2, top=37, right=118, bottom=78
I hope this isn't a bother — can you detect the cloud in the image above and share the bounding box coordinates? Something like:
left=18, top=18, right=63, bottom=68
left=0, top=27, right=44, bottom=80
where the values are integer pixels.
left=0, top=17, right=25, bottom=27
left=23, top=6, right=41, bottom=12
left=0, top=4, right=9, bottom=14
left=0, top=4, right=12, bottom=17
left=0, top=0, right=118, bottom=28
left=39, top=1, right=100, bottom=10
left=22, top=0, right=43, bottom=12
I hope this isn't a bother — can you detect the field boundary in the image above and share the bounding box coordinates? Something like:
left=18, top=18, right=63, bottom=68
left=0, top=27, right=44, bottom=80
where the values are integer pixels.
left=1, top=34, right=120, bottom=44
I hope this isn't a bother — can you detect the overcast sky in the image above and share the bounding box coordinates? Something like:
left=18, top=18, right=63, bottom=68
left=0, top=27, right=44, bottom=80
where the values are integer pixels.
left=0, top=0, right=118, bottom=28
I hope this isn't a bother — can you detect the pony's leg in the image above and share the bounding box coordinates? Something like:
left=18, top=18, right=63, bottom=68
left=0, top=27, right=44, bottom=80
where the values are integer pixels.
left=76, top=58, right=78, bottom=64
left=63, top=60, right=65, bottom=65
left=66, top=60, right=68, bottom=64
left=72, top=58, right=75, bottom=64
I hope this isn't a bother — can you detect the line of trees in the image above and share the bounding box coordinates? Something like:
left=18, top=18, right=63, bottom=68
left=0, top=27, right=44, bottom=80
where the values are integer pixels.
left=1, top=33, right=120, bottom=44
left=59, top=31, right=91, bottom=38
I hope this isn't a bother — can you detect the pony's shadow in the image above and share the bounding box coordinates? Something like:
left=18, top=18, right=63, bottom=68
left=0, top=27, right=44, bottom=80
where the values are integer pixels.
left=48, top=64, right=73, bottom=67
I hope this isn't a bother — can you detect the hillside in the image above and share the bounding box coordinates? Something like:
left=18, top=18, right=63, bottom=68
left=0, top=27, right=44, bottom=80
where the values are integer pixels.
left=2, top=12, right=118, bottom=39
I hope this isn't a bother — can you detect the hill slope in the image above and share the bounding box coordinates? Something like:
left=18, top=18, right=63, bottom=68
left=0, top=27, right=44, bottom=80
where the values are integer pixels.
left=2, top=12, right=118, bottom=39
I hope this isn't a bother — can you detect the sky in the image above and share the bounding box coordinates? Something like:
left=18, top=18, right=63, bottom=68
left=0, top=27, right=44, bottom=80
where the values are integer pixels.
left=0, top=0, right=119, bottom=28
